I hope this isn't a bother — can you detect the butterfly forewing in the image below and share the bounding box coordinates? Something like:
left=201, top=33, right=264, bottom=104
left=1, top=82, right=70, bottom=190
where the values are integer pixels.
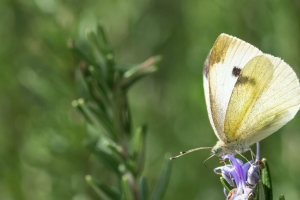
left=204, top=33, right=262, bottom=142
left=203, top=51, right=222, bottom=140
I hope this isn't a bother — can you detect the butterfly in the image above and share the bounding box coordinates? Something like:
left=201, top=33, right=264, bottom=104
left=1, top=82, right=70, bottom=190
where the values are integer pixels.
left=171, top=33, right=300, bottom=159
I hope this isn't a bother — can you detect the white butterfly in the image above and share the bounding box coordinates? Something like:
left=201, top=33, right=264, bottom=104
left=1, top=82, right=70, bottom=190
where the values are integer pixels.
left=172, top=33, right=300, bottom=159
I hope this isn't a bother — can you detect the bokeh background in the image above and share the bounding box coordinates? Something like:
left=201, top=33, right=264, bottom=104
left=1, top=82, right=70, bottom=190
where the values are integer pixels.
left=2, top=0, right=300, bottom=199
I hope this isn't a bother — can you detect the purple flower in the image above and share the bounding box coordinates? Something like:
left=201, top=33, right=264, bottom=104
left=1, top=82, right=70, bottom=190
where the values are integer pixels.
left=214, top=143, right=261, bottom=200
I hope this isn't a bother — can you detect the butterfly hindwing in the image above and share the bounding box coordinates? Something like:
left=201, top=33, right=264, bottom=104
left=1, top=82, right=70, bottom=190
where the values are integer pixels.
left=224, top=54, right=300, bottom=145
left=224, top=55, right=275, bottom=141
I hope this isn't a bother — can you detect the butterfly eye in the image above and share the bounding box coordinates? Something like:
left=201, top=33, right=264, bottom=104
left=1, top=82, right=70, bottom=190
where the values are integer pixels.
left=216, top=147, right=222, bottom=153
left=212, top=147, right=222, bottom=155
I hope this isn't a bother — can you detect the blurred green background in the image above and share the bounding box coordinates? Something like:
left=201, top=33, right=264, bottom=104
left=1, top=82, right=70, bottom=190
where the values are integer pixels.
left=2, top=0, right=300, bottom=199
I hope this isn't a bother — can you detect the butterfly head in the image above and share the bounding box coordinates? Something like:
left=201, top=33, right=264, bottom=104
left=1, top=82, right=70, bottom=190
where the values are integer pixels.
left=212, top=146, right=222, bottom=156
left=211, top=140, right=234, bottom=156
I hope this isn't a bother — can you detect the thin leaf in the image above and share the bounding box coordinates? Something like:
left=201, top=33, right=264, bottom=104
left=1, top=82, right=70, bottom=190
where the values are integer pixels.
left=87, top=102, right=115, bottom=137
left=113, top=89, right=131, bottom=137
left=67, top=39, right=99, bottom=67
left=257, top=180, right=265, bottom=200
left=96, top=24, right=112, bottom=54
left=220, top=177, right=233, bottom=194
left=84, top=76, right=108, bottom=113
left=86, top=28, right=113, bottom=81
left=150, top=154, right=172, bottom=200
left=72, top=98, right=93, bottom=124
left=138, top=176, right=148, bottom=200
left=92, top=148, right=121, bottom=176
left=86, top=28, right=105, bottom=56
left=132, top=125, right=147, bottom=176
left=121, top=175, right=134, bottom=200
left=89, top=66, right=112, bottom=107
left=86, top=175, right=120, bottom=200
left=262, top=158, right=273, bottom=200
left=105, top=142, right=125, bottom=163
left=78, top=64, right=111, bottom=118
left=96, top=24, right=114, bottom=86
left=75, top=67, right=92, bottom=100
left=73, top=98, right=113, bottom=138
left=120, top=56, right=161, bottom=90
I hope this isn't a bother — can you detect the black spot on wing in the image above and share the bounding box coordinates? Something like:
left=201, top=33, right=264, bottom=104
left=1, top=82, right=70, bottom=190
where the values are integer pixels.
left=232, top=67, right=241, bottom=77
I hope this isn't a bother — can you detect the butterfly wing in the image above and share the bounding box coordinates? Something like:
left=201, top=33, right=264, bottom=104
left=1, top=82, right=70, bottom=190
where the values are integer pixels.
left=224, top=54, right=300, bottom=145
left=203, top=33, right=263, bottom=142
left=203, top=50, right=221, bottom=140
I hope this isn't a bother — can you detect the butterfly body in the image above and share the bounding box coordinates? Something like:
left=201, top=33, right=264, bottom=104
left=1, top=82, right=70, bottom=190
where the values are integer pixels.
left=204, top=34, right=300, bottom=156
left=212, top=140, right=246, bottom=156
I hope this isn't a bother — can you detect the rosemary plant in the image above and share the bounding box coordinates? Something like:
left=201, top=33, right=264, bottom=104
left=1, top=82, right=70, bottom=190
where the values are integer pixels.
left=69, top=24, right=171, bottom=200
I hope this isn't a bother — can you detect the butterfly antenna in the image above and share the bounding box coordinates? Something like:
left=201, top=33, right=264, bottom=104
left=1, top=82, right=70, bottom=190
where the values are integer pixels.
left=203, top=154, right=215, bottom=168
left=170, top=147, right=212, bottom=160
